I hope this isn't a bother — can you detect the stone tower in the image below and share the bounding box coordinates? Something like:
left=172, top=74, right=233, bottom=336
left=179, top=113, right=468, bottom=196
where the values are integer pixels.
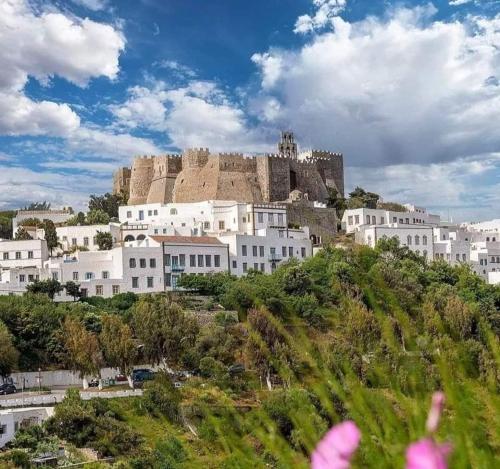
left=146, top=155, right=182, bottom=204
left=113, top=167, right=131, bottom=196
left=128, top=156, right=154, bottom=206
left=278, top=131, right=298, bottom=159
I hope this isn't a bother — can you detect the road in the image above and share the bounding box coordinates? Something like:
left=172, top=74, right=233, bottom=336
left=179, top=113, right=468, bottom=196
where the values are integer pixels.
left=0, top=388, right=143, bottom=408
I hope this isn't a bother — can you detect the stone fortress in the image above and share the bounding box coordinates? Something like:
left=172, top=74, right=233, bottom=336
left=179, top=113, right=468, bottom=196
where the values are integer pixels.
left=113, top=132, right=344, bottom=206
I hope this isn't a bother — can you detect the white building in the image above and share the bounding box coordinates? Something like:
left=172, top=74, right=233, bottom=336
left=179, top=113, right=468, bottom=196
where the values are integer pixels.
left=342, top=206, right=440, bottom=234
left=355, top=224, right=434, bottom=260
left=152, top=235, right=230, bottom=290
left=54, top=223, right=121, bottom=251
left=13, top=209, right=73, bottom=235
left=0, top=407, right=54, bottom=448
left=0, top=239, right=48, bottom=270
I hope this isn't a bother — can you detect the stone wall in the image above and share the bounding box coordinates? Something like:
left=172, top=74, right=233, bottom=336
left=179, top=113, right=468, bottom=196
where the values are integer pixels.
left=128, top=156, right=154, bottom=206
left=146, top=155, right=182, bottom=204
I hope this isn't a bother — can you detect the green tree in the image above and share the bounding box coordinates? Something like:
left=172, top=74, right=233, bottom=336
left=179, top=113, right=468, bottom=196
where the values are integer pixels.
left=25, top=279, right=63, bottom=300
left=132, top=295, right=199, bottom=368
left=88, top=193, right=125, bottom=219
left=22, top=201, right=51, bottom=211
left=42, top=219, right=58, bottom=255
left=0, top=320, right=19, bottom=377
left=326, top=187, right=347, bottom=219
left=0, top=211, right=15, bottom=239
left=86, top=209, right=110, bottom=225
left=18, top=217, right=42, bottom=227
left=62, top=317, right=103, bottom=388
left=64, top=281, right=81, bottom=301
left=95, top=231, right=113, bottom=250
left=99, top=314, right=137, bottom=386
left=346, top=186, right=380, bottom=209
left=14, top=227, right=32, bottom=240
left=66, top=212, right=86, bottom=226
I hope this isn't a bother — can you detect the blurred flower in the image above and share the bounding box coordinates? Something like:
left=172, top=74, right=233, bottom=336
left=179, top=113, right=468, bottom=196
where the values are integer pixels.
left=406, top=438, right=452, bottom=469
left=426, top=391, right=445, bottom=433
left=311, top=420, right=361, bottom=469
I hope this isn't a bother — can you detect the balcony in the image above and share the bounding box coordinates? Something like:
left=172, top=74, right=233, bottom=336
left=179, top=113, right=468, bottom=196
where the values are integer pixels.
left=268, top=254, right=282, bottom=263
left=171, top=264, right=185, bottom=272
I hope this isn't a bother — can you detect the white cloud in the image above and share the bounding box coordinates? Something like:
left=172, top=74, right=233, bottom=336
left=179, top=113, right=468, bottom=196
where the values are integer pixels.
left=294, top=0, right=347, bottom=34
left=70, top=0, right=109, bottom=11
left=449, top=0, right=473, bottom=5
left=252, top=7, right=500, bottom=167
left=0, top=0, right=125, bottom=136
left=110, top=80, right=271, bottom=152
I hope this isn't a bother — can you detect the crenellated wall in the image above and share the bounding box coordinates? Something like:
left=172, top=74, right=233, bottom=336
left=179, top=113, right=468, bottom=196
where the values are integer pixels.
left=118, top=133, right=344, bottom=206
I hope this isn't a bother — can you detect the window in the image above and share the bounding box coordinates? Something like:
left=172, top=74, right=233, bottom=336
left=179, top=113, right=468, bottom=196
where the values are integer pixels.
left=259, top=246, right=264, bottom=257
left=112, top=285, right=120, bottom=295
left=129, top=258, right=136, bottom=268
left=2, top=252, right=8, bottom=260
left=348, top=216, right=353, bottom=225
left=85, top=272, right=93, bottom=280
left=260, top=263, right=265, bottom=272
left=190, top=255, right=196, bottom=267
left=83, top=237, right=89, bottom=247
left=165, top=254, right=171, bottom=266
left=278, top=213, right=284, bottom=225
left=73, top=272, right=79, bottom=281
left=462, top=254, right=467, bottom=262
left=355, top=215, right=360, bottom=224
left=423, top=235, right=428, bottom=245
left=138, top=210, right=144, bottom=220
left=204, top=221, right=210, bottom=229
left=140, top=258, right=146, bottom=268
left=72, top=238, right=77, bottom=246
left=170, top=208, right=178, bottom=215
left=254, top=263, right=259, bottom=270
left=258, top=212, right=263, bottom=223
left=165, top=274, right=171, bottom=287
left=380, top=217, right=385, bottom=224
left=102, top=271, right=109, bottom=279
left=289, top=246, right=293, bottom=257
left=366, top=215, right=371, bottom=224
left=154, top=210, right=158, bottom=216
left=132, top=277, right=139, bottom=288
left=52, top=272, right=58, bottom=281
left=27, top=251, right=33, bottom=259
left=252, top=245, right=258, bottom=256
left=407, top=235, right=412, bottom=245
left=405, top=218, right=410, bottom=224
left=15, top=251, right=21, bottom=260
left=19, top=274, right=25, bottom=283
left=0, top=424, right=7, bottom=435
left=198, top=255, right=204, bottom=267
left=148, top=210, right=152, bottom=216
left=415, top=235, right=420, bottom=245
left=268, top=213, right=274, bottom=223
left=127, top=211, right=132, bottom=218
left=242, top=245, right=247, bottom=256
left=243, top=262, right=248, bottom=273
left=96, top=285, right=103, bottom=296
left=456, top=254, right=460, bottom=261
left=150, top=258, right=156, bottom=268
left=301, top=247, right=306, bottom=258
left=282, top=246, right=287, bottom=257
left=214, top=255, right=220, bottom=267
left=179, top=254, right=185, bottom=266
left=147, top=277, right=154, bottom=288
left=393, top=217, right=397, bottom=223
left=423, top=250, right=428, bottom=259
left=232, top=260, right=237, bottom=268
left=205, top=255, right=211, bottom=267
left=218, top=220, right=225, bottom=230
left=28, top=274, right=34, bottom=282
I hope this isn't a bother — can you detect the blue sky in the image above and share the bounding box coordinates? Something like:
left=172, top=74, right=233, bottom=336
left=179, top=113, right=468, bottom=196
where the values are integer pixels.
left=0, top=0, right=499, bottom=221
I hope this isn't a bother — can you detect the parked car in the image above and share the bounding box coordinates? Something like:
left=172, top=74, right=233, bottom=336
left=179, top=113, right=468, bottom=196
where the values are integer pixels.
left=115, top=374, right=128, bottom=382
left=0, top=383, right=17, bottom=395
left=132, top=369, right=155, bottom=382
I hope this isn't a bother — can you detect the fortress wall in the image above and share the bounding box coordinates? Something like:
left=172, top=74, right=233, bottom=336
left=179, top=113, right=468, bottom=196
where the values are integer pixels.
left=128, top=156, right=154, bottom=206
left=314, top=153, right=344, bottom=196
left=216, top=154, right=258, bottom=173
left=113, top=167, right=131, bottom=195
left=146, top=155, right=183, bottom=204
left=182, top=148, right=210, bottom=169
left=292, top=160, right=329, bottom=202
left=267, top=155, right=291, bottom=202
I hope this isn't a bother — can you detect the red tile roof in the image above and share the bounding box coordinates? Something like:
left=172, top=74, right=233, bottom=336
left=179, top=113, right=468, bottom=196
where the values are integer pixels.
left=150, top=235, right=225, bottom=246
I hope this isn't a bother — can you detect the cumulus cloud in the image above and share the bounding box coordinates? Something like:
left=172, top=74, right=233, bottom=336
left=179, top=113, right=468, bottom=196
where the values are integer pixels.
left=294, top=0, right=347, bottom=34
left=0, top=0, right=125, bottom=136
left=449, top=0, right=473, bottom=5
left=110, top=80, right=272, bottom=152
left=70, top=0, right=109, bottom=11
left=252, top=7, right=500, bottom=167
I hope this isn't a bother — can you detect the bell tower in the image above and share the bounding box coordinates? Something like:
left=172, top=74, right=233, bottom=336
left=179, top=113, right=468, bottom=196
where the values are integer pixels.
left=278, top=131, right=297, bottom=159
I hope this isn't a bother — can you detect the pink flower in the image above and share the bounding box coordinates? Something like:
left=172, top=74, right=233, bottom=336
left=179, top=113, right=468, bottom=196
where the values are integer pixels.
left=426, top=391, right=445, bottom=433
left=406, top=438, right=452, bottom=469
left=311, top=420, right=361, bottom=469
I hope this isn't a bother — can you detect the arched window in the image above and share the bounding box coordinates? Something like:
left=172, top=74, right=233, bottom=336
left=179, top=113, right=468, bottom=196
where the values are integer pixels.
left=366, top=215, right=371, bottom=224
left=423, top=235, right=428, bottom=245
left=415, top=235, right=420, bottom=245
left=124, top=235, right=135, bottom=242
left=423, top=250, right=428, bottom=259
left=137, top=234, right=146, bottom=241
left=407, top=235, right=412, bottom=245
left=170, top=208, right=177, bottom=215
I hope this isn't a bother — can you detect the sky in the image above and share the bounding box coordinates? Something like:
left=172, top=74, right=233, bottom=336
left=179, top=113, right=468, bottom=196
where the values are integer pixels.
left=0, top=0, right=499, bottom=222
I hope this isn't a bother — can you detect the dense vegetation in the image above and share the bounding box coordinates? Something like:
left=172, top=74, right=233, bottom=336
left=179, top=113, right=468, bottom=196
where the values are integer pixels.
left=1, top=239, right=499, bottom=468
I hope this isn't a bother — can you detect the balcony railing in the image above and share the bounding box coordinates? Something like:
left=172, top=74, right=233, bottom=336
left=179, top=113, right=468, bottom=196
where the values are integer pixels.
left=268, top=254, right=282, bottom=262
left=171, top=265, right=185, bottom=272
